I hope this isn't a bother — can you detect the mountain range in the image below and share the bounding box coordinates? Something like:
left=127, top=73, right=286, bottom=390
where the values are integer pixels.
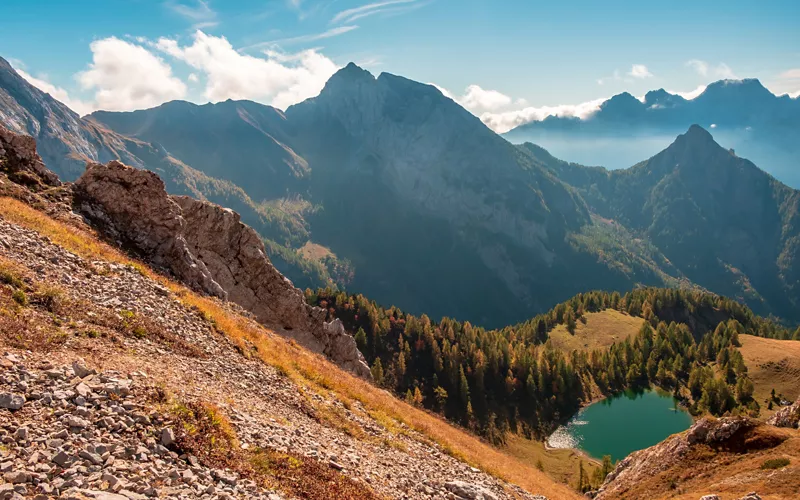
left=504, top=79, right=800, bottom=188
left=1, top=56, right=798, bottom=328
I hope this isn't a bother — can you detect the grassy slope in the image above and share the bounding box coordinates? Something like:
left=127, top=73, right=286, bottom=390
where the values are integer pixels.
left=0, top=196, right=579, bottom=500
left=739, top=334, right=800, bottom=420
left=548, top=309, right=645, bottom=352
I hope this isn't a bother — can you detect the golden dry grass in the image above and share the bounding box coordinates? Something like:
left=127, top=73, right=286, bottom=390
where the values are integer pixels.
left=549, top=309, right=644, bottom=352
left=298, top=241, right=335, bottom=261
left=603, top=425, right=800, bottom=500
left=505, top=435, right=600, bottom=488
left=739, top=334, right=800, bottom=420
left=0, top=197, right=579, bottom=500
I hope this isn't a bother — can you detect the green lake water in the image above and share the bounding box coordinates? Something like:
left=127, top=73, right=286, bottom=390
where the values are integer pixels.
left=546, top=389, right=693, bottom=462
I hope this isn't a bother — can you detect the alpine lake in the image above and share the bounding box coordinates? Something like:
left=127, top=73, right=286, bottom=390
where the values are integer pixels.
left=547, top=388, right=693, bottom=462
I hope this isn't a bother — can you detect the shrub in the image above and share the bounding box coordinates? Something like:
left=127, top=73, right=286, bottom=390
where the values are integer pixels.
left=0, top=263, right=23, bottom=289
left=33, top=284, right=66, bottom=313
left=761, top=457, right=790, bottom=470
left=11, top=289, right=27, bottom=306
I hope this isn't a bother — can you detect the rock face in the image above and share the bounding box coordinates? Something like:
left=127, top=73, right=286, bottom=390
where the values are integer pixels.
left=74, top=160, right=370, bottom=378
left=766, top=397, right=800, bottom=429
left=174, top=195, right=370, bottom=377
left=73, top=160, right=226, bottom=300
left=0, top=124, right=61, bottom=188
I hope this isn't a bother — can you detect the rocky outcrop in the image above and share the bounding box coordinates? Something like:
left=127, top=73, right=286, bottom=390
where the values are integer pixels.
left=686, top=416, right=755, bottom=445
left=0, top=125, right=61, bottom=189
left=595, top=417, right=778, bottom=499
left=766, top=397, right=800, bottom=429
left=173, top=195, right=370, bottom=377
left=73, top=160, right=370, bottom=378
left=73, top=160, right=226, bottom=300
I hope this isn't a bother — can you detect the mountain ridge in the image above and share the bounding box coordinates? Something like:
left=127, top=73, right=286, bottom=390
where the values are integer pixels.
left=2, top=57, right=799, bottom=328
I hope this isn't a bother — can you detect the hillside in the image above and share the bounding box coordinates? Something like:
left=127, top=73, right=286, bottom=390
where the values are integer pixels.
left=739, top=335, right=800, bottom=420
left=0, top=125, right=575, bottom=499
left=594, top=415, right=800, bottom=499
left=547, top=310, right=644, bottom=353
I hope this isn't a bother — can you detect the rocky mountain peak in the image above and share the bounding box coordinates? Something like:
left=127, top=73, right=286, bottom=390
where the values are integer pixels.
left=321, top=62, right=376, bottom=92
left=644, top=88, right=686, bottom=108
left=597, top=92, right=645, bottom=119
left=695, top=78, right=776, bottom=106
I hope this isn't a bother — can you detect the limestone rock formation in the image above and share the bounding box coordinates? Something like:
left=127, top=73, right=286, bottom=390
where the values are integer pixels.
left=174, top=195, right=370, bottom=378
left=0, top=125, right=60, bottom=189
left=766, top=397, right=800, bottom=429
left=73, top=160, right=226, bottom=300
left=73, top=160, right=370, bottom=378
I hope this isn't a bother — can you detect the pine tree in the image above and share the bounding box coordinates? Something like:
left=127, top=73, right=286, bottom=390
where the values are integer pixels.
left=412, top=387, right=424, bottom=406
left=577, top=460, right=587, bottom=492
left=354, top=327, right=367, bottom=353
left=371, top=358, right=384, bottom=385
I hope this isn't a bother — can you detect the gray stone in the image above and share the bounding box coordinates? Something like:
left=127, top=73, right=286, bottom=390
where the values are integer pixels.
left=2, top=471, right=30, bottom=484
left=65, top=416, right=90, bottom=429
left=444, top=480, right=498, bottom=500
left=0, top=393, right=25, bottom=411
left=160, top=427, right=175, bottom=447
left=72, top=359, right=96, bottom=378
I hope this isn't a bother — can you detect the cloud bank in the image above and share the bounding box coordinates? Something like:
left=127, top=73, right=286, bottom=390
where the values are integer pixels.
left=156, top=30, right=339, bottom=109
left=78, top=37, right=188, bottom=112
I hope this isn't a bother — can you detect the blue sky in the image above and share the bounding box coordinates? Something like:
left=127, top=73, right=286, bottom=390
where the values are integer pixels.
left=1, top=0, right=798, bottom=131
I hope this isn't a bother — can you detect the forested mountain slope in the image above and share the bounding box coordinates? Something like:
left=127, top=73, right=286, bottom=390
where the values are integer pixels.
left=521, top=125, right=800, bottom=323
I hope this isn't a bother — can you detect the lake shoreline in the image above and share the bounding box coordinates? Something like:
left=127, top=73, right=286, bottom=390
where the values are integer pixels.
left=545, top=387, right=694, bottom=463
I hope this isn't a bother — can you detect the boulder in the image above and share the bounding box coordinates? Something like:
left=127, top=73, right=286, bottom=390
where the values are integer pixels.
left=0, top=392, right=25, bottom=411
left=444, top=480, right=498, bottom=500
left=0, top=125, right=60, bottom=188
left=687, top=417, right=753, bottom=445
left=766, top=397, right=800, bottom=429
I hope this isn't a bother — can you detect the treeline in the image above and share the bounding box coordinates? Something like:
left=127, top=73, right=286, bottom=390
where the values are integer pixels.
left=306, top=287, right=795, bottom=443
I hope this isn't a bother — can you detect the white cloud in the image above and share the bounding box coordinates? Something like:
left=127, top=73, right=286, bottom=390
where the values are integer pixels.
left=156, top=30, right=339, bottom=109
left=78, top=37, right=187, bottom=112
left=686, top=59, right=737, bottom=80
left=243, top=25, right=359, bottom=50
left=433, top=82, right=605, bottom=133
left=714, top=63, right=736, bottom=79
left=459, top=85, right=512, bottom=113
left=15, top=68, right=93, bottom=116
left=628, top=64, right=653, bottom=79
left=478, top=98, right=607, bottom=134
left=188, top=73, right=199, bottom=82
left=668, top=84, right=707, bottom=100
left=331, top=0, right=416, bottom=24
left=166, top=0, right=217, bottom=28
left=686, top=59, right=709, bottom=77
left=769, top=68, right=800, bottom=97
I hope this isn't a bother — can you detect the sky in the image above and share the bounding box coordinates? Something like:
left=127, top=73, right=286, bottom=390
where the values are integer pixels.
left=1, top=0, right=798, bottom=132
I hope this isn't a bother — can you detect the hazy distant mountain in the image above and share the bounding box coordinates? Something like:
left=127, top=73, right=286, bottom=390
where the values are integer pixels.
left=3, top=56, right=798, bottom=327
left=505, top=79, right=800, bottom=187
left=522, top=125, right=800, bottom=321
